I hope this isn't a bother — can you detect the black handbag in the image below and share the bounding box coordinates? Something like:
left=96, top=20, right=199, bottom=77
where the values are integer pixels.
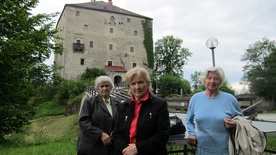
left=169, top=115, right=186, bottom=135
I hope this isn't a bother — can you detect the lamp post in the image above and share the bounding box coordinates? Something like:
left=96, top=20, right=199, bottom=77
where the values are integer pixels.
left=206, top=37, right=218, bottom=67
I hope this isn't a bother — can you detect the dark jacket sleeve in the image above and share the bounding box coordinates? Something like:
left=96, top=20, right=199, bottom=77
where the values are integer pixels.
left=78, top=96, right=102, bottom=143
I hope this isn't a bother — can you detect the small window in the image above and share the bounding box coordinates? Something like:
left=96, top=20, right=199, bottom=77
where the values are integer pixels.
left=141, top=20, right=145, bottom=23
left=84, top=24, right=88, bottom=30
left=109, top=44, right=113, bottom=50
left=110, top=16, right=116, bottom=25
left=80, top=59, right=84, bottom=65
left=130, top=47, right=134, bottom=52
left=127, top=18, right=130, bottom=23
left=134, top=31, right=138, bottom=36
left=90, top=41, right=93, bottom=48
left=108, top=61, right=112, bottom=66
left=76, top=40, right=81, bottom=44
left=133, top=63, right=137, bottom=68
left=76, top=11, right=80, bottom=16
left=110, top=28, right=113, bottom=33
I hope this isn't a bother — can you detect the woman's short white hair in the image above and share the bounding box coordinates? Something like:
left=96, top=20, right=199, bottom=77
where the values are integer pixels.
left=199, top=66, right=225, bottom=87
left=94, top=76, right=114, bottom=91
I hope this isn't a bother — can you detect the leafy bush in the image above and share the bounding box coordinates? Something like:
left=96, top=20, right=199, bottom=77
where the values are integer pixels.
left=80, top=68, right=105, bottom=81
left=53, top=79, right=89, bottom=106
left=158, top=73, right=191, bottom=97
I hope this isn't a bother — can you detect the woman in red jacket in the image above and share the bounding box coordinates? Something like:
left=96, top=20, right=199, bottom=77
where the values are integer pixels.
left=113, top=67, right=170, bottom=155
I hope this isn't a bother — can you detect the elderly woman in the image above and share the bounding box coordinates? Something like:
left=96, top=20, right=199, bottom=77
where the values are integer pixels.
left=113, top=67, right=170, bottom=155
left=186, top=66, right=243, bottom=155
left=77, top=76, right=120, bottom=155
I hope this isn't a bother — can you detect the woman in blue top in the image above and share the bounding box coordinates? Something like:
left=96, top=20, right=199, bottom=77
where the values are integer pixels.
left=186, top=67, right=243, bottom=155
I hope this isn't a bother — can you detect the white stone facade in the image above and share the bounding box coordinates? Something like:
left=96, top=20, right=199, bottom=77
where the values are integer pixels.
left=54, top=1, right=153, bottom=83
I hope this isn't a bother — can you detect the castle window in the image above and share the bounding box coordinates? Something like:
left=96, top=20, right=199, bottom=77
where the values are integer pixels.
left=141, top=20, right=144, bottom=23
left=110, top=16, right=116, bottom=25
left=133, top=63, right=137, bottom=67
left=73, top=41, right=84, bottom=52
left=76, top=11, right=80, bottom=16
left=110, top=28, right=113, bottom=33
left=80, top=59, right=84, bottom=65
left=109, top=44, right=113, bottom=50
left=84, top=24, right=88, bottom=30
left=130, top=47, right=134, bottom=52
left=134, top=31, right=138, bottom=36
left=89, top=41, right=93, bottom=48
left=108, top=61, right=112, bottom=66
left=127, top=18, right=130, bottom=23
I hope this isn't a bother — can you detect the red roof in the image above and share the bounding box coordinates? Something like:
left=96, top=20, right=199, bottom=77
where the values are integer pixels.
left=105, top=66, right=127, bottom=72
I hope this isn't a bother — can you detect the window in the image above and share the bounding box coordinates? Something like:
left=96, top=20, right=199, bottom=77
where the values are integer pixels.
left=108, top=61, right=112, bottom=66
left=73, top=40, right=84, bottom=52
left=130, top=47, right=134, bottom=52
left=76, top=11, right=80, bottom=16
left=110, top=28, right=113, bottom=33
left=134, top=31, right=138, bottom=36
left=84, top=24, right=88, bottom=30
left=110, top=16, right=116, bottom=25
left=141, top=20, right=145, bottom=23
left=109, top=44, right=113, bottom=50
left=73, top=42, right=84, bottom=52
left=133, top=63, right=137, bottom=67
left=80, top=59, right=84, bottom=65
left=90, top=41, right=93, bottom=48
left=127, top=18, right=130, bottom=23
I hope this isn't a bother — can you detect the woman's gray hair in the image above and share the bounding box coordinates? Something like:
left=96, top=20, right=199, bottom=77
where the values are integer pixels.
left=199, top=66, right=225, bottom=87
left=94, top=76, right=114, bottom=91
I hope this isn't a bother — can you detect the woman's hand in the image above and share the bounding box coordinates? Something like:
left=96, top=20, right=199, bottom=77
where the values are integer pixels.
left=224, top=118, right=236, bottom=129
left=122, top=143, right=138, bottom=155
left=101, top=132, right=112, bottom=145
left=188, top=135, right=197, bottom=146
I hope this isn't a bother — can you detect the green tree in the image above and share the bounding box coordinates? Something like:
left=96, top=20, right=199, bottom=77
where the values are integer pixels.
left=0, top=0, right=61, bottom=140
left=158, top=73, right=191, bottom=98
left=80, top=68, right=105, bottom=81
left=219, top=81, right=235, bottom=96
left=190, top=71, right=204, bottom=93
left=154, top=35, right=192, bottom=77
left=241, top=38, right=276, bottom=103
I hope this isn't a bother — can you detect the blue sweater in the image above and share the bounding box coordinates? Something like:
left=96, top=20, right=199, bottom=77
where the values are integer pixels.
left=186, top=91, right=243, bottom=155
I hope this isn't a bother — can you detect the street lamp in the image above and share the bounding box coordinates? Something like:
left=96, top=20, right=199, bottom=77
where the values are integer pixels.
left=206, top=37, right=218, bottom=67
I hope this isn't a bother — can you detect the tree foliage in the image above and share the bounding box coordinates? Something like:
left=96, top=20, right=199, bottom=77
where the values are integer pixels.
left=158, top=73, right=191, bottom=98
left=80, top=68, right=105, bottom=81
left=219, top=81, right=235, bottom=96
left=241, top=38, right=276, bottom=102
left=190, top=71, right=205, bottom=93
left=0, top=0, right=61, bottom=140
left=142, top=19, right=154, bottom=68
left=154, top=35, right=192, bottom=77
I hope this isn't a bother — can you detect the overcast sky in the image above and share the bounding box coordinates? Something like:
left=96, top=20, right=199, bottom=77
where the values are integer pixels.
left=32, top=0, right=276, bottom=93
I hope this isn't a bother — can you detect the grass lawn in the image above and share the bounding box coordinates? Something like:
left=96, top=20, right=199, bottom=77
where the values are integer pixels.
left=1, top=114, right=276, bottom=155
